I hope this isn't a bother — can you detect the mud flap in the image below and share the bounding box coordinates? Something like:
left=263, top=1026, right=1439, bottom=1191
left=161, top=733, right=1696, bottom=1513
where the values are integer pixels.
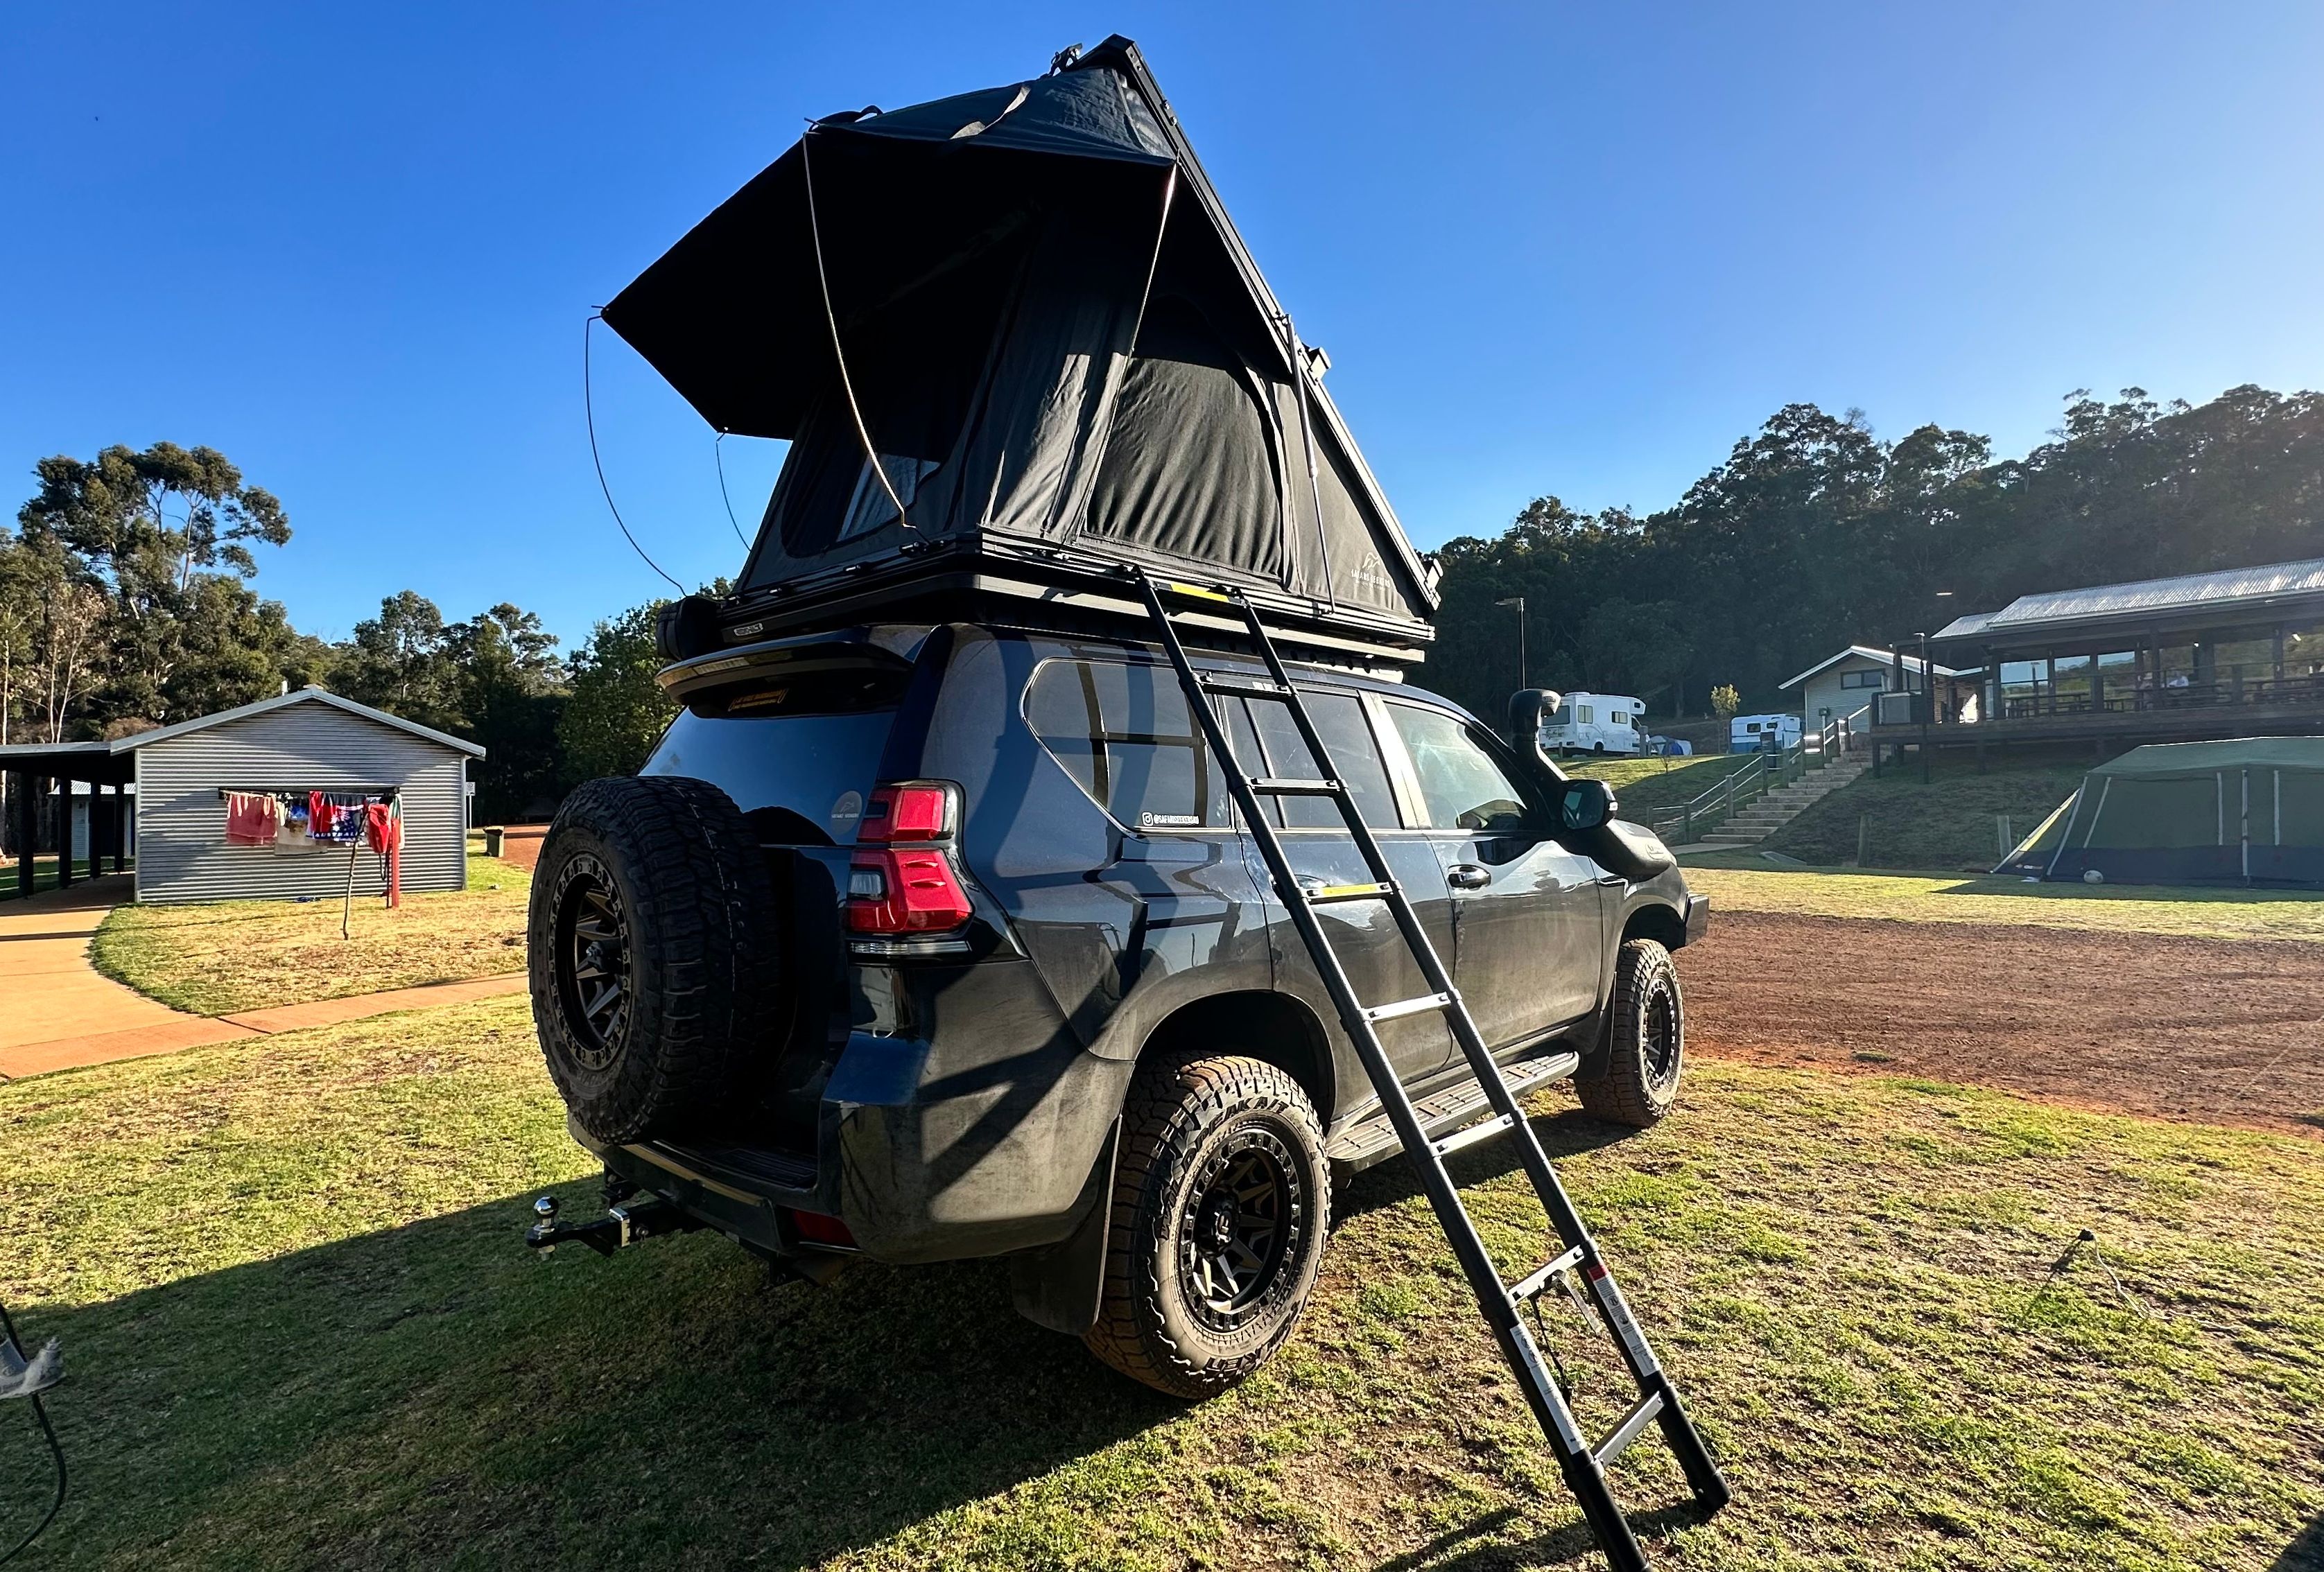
left=1007, top=1117, right=1120, bottom=1336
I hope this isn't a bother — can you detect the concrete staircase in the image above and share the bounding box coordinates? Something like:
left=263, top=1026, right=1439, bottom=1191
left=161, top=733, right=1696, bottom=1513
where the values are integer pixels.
left=1696, top=756, right=1871, bottom=847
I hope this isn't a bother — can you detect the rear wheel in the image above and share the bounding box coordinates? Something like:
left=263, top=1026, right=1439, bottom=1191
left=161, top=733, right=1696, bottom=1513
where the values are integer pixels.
left=1084, top=1053, right=1328, bottom=1399
left=1575, top=938, right=1684, bottom=1128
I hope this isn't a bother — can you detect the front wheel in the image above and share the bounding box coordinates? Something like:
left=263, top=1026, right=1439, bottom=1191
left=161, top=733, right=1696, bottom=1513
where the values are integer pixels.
left=1084, top=1054, right=1329, bottom=1399
left=1575, top=938, right=1685, bottom=1128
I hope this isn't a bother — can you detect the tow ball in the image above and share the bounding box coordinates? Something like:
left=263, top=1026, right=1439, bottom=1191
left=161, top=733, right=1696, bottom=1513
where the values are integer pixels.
left=525, top=1191, right=699, bottom=1256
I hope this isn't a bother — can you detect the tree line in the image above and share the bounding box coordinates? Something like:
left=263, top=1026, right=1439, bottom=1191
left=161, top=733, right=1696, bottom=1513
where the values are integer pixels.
left=8, top=442, right=677, bottom=822
left=1422, top=385, right=2324, bottom=727
left=16, top=385, right=2321, bottom=816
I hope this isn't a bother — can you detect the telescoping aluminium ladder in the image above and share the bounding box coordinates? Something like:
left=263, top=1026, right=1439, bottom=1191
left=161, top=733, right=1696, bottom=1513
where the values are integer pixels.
left=1134, top=573, right=1731, bottom=1571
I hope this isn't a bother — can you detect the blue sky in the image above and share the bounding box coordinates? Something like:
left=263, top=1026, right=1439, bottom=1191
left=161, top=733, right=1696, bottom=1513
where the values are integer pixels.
left=4, top=3, right=2321, bottom=648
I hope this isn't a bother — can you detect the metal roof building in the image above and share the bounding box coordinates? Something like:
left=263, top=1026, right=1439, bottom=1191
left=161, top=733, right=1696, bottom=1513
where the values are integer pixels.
left=1900, top=556, right=2324, bottom=757
left=1934, top=558, right=2324, bottom=651
left=0, top=688, right=483, bottom=906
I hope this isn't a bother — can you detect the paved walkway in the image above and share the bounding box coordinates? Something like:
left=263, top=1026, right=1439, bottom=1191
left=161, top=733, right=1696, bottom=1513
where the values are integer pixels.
left=0, top=877, right=528, bottom=1082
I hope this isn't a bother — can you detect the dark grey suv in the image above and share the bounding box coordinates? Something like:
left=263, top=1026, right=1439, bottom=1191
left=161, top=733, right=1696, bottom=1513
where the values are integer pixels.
left=527, top=619, right=1706, bottom=1397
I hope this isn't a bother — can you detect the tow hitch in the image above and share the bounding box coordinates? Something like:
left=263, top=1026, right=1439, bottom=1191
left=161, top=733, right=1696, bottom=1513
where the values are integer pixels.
left=525, top=1191, right=700, bottom=1256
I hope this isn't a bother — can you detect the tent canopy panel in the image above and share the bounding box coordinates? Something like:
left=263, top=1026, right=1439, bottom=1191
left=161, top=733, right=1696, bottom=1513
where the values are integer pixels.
left=602, top=36, right=1439, bottom=658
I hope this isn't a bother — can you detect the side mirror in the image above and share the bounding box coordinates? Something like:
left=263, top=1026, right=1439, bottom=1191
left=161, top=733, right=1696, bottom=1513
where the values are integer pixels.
left=1559, top=778, right=1615, bottom=832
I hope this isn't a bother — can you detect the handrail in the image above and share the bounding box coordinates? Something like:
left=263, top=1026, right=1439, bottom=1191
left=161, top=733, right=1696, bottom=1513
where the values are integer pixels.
left=1649, top=706, right=1871, bottom=845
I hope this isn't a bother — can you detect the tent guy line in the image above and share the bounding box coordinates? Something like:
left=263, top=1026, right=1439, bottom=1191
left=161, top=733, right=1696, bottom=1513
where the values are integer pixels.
left=582, top=311, right=686, bottom=593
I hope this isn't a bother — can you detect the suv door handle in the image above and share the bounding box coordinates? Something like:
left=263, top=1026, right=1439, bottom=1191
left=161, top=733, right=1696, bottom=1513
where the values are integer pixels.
left=1446, top=864, right=1491, bottom=890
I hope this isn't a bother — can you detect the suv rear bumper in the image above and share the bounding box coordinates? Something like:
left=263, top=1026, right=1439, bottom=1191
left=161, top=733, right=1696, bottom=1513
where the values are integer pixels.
left=573, top=956, right=1129, bottom=1268
left=1683, top=893, right=1710, bottom=947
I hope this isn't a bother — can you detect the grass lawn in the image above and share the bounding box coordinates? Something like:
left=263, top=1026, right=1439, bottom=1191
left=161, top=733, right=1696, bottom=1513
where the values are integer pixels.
left=0, top=859, right=110, bottom=898
left=88, top=852, right=530, bottom=1015
left=1681, top=859, right=2324, bottom=945
left=1762, top=753, right=2094, bottom=871
left=3, top=999, right=2319, bottom=1568
left=1569, top=753, right=1751, bottom=814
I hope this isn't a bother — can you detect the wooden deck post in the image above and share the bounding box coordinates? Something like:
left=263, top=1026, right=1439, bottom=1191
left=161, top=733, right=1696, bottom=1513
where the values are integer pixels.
left=56, top=778, right=72, bottom=891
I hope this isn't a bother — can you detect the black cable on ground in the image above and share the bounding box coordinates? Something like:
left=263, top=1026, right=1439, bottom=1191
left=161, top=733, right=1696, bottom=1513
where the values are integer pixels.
left=0, top=1296, right=64, bottom=1568
left=582, top=313, right=684, bottom=593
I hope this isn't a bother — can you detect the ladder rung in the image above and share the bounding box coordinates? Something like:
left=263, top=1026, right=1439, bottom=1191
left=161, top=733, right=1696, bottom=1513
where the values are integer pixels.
left=1431, top=1111, right=1514, bottom=1158
left=1362, top=991, right=1452, bottom=1024
left=1199, top=675, right=1291, bottom=699
left=1248, top=776, right=1339, bottom=796
left=1302, top=881, right=1392, bottom=905
left=1593, top=1390, right=1666, bottom=1468
left=1508, top=1245, right=1588, bottom=1304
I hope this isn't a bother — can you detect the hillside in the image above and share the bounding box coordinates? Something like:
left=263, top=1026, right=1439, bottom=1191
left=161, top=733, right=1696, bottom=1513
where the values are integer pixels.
left=1759, top=749, right=2095, bottom=870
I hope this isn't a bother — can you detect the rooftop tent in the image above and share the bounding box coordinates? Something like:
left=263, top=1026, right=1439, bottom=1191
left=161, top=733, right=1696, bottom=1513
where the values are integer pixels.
left=2013, top=737, right=2324, bottom=887
left=601, top=37, right=1438, bottom=662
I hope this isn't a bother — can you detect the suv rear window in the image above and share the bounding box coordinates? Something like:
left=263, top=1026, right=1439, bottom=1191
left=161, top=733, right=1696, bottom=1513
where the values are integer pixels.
left=1024, top=660, right=1229, bottom=830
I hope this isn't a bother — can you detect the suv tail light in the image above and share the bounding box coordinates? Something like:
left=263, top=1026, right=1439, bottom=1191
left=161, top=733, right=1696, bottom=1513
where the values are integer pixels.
left=847, top=781, right=973, bottom=934
left=857, top=783, right=953, bottom=844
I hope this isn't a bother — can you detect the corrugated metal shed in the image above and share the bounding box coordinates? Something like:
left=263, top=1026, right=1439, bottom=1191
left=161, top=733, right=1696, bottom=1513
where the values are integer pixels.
left=0, top=688, right=483, bottom=907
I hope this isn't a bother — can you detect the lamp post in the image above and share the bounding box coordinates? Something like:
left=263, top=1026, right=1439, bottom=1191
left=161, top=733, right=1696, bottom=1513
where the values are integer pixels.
left=1495, top=596, right=1527, bottom=692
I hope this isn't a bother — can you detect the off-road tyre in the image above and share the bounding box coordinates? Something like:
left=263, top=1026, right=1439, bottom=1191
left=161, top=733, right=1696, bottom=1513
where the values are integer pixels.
left=529, top=775, right=782, bottom=1145
left=1575, top=937, right=1683, bottom=1128
left=1083, top=1053, right=1329, bottom=1399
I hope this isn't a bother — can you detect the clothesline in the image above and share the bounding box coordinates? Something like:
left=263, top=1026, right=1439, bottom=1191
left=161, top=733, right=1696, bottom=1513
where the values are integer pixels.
left=220, top=787, right=406, bottom=916
left=213, top=787, right=398, bottom=801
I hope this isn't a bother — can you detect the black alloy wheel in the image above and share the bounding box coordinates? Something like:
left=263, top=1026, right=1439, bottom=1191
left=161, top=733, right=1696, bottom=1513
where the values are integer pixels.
left=527, top=774, right=783, bottom=1145
left=555, top=856, right=631, bottom=1070
left=1179, top=1128, right=1300, bottom=1332
left=1084, top=1054, right=1330, bottom=1398
left=1575, top=936, right=1686, bottom=1128
left=1642, top=979, right=1681, bottom=1094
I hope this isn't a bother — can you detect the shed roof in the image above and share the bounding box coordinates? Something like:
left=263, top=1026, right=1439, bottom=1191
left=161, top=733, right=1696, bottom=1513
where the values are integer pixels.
left=0, top=688, right=485, bottom=778
left=1777, top=645, right=1963, bottom=691
left=1935, top=557, right=2324, bottom=647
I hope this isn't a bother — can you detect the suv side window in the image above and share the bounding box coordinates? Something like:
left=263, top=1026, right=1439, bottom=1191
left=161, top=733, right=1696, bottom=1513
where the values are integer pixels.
left=1241, top=690, right=1400, bottom=830
left=1024, top=659, right=1228, bottom=830
left=1386, top=704, right=1533, bottom=834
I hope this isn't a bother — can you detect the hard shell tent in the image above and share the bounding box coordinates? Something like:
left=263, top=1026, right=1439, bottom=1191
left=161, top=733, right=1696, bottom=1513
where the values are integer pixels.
left=2000, top=737, right=2324, bottom=887
left=602, top=37, right=1439, bottom=664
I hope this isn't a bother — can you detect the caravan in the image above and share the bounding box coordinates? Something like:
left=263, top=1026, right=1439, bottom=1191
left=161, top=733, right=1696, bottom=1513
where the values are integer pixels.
left=1729, top=713, right=1801, bottom=753
left=1539, top=691, right=1646, bottom=756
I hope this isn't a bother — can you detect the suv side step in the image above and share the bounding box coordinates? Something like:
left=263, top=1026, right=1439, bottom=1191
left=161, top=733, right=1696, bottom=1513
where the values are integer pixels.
left=1328, top=1047, right=1579, bottom=1177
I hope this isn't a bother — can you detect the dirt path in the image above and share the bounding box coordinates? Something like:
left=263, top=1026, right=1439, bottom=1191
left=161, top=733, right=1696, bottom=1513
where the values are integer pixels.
left=492, top=824, right=546, bottom=872
left=1682, top=910, right=2324, bottom=1139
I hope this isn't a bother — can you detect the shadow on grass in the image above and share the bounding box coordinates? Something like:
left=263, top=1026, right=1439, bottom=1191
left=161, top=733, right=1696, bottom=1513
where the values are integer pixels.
left=1337, top=1105, right=1642, bottom=1223
left=2278, top=1513, right=2324, bottom=1571
left=20, top=1187, right=1175, bottom=1566
left=1371, top=1501, right=1706, bottom=1572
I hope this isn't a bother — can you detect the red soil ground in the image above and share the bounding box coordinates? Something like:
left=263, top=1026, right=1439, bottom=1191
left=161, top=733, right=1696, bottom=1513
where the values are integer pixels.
left=1683, top=910, right=2324, bottom=1140
left=492, top=825, right=546, bottom=873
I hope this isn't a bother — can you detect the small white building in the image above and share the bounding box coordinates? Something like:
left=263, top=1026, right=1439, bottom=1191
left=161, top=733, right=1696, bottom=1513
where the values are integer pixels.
left=1778, top=645, right=1970, bottom=734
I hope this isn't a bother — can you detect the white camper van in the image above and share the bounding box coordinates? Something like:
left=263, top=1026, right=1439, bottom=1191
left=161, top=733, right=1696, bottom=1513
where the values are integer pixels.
left=1539, top=691, right=1646, bottom=756
left=1729, top=713, right=1802, bottom=753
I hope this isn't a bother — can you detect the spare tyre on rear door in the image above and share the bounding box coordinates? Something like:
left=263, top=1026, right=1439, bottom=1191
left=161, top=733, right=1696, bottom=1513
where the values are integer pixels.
left=528, top=775, right=784, bottom=1144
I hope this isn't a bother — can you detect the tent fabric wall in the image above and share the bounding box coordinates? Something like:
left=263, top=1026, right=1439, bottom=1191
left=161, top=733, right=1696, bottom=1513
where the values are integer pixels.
left=603, top=37, right=1439, bottom=654
left=2036, top=737, right=2324, bottom=887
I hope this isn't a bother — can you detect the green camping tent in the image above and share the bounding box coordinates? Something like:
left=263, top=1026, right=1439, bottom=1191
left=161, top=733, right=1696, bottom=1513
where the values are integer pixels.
left=1999, top=737, right=2324, bottom=887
